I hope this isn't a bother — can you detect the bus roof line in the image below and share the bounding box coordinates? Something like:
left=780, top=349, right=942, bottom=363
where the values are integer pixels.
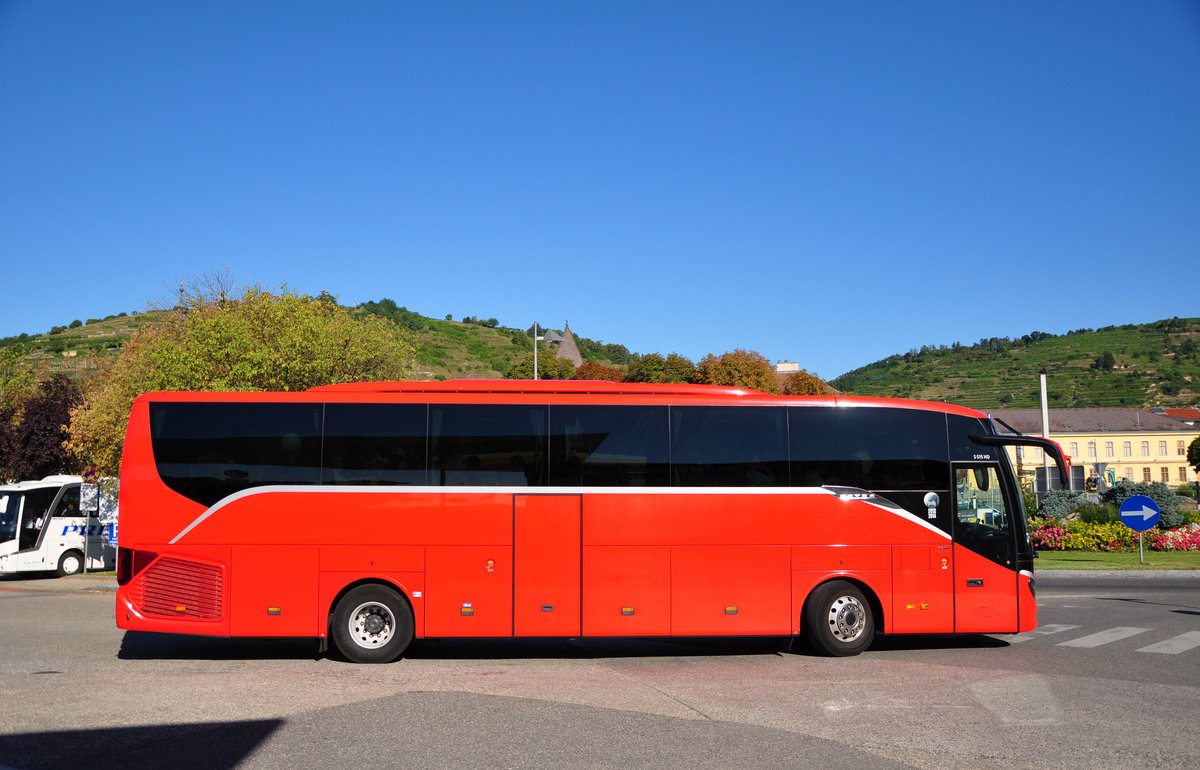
left=307, top=379, right=768, bottom=397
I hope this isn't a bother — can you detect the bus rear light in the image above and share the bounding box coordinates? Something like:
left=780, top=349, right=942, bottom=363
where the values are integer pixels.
left=117, top=548, right=133, bottom=585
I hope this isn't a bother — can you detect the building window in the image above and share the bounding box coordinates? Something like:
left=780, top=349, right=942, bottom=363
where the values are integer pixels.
left=1143, top=467, right=1152, bottom=482
left=1070, top=442, right=1079, bottom=457
left=1182, top=466, right=1191, bottom=483
left=1015, top=447, right=1023, bottom=460
left=1105, top=441, right=1114, bottom=457
left=1162, top=466, right=1170, bottom=483
left=1123, top=441, right=1132, bottom=457
left=1141, top=441, right=1150, bottom=457
left=1159, top=440, right=1168, bottom=456
left=1087, top=441, right=1096, bottom=458
left=1035, top=448, right=1043, bottom=460
left=1124, top=467, right=1133, bottom=480
left=1179, top=440, right=1187, bottom=456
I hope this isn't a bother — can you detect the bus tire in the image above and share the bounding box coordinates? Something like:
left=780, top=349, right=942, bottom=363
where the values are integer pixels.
left=330, top=584, right=414, bottom=664
left=56, top=550, right=84, bottom=578
left=802, top=580, right=874, bottom=657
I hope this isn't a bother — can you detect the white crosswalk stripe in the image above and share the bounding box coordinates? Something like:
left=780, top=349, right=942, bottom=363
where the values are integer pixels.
left=1057, top=627, right=1150, bottom=648
left=1008, top=623, right=1080, bottom=643
left=1136, top=631, right=1200, bottom=655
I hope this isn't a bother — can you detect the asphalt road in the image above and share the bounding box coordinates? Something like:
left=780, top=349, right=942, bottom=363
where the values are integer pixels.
left=1, top=572, right=1197, bottom=769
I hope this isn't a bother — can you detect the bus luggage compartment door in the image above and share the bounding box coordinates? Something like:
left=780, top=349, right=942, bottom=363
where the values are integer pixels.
left=514, top=494, right=581, bottom=637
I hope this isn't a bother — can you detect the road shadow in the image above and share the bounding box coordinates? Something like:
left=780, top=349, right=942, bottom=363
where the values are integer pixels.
left=862, top=633, right=1011, bottom=653
left=405, top=635, right=795, bottom=660
left=120, top=630, right=1011, bottom=662
left=118, top=630, right=319, bottom=661
left=0, top=719, right=282, bottom=770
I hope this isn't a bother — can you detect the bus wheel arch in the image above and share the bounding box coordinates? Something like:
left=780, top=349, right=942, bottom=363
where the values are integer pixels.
left=56, top=550, right=85, bottom=578
left=328, top=580, right=415, bottom=664
left=801, top=578, right=880, bottom=657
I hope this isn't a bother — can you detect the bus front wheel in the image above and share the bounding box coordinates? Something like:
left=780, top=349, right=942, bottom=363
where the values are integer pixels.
left=802, top=580, right=875, bottom=657
left=56, top=550, right=84, bottom=578
left=330, top=584, right=415, bottom=664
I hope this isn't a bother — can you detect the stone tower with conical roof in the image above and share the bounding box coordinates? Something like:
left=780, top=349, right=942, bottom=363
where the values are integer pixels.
left=555, top=321, right=584, bottom=367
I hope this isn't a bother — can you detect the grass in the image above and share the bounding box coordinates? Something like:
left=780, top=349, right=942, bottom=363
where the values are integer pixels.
left=1035, top=549, right=1200, bottom=570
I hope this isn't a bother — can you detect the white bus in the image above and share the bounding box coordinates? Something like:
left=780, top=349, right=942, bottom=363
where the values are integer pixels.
left=0, top=475, right=115, bottom=577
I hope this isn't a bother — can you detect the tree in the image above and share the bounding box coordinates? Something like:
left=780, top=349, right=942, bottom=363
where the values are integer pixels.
left=624, top=353, right=666, bottom=383
left=3, top=374, right=82, bottom=480
left=504, top=352, right=577, bottom=380
left=693, top=349, right=779, bottom=393
left=67, top=287, right=417, bottom=475
left=574, top=361, right=623, bottom=382
left=1189, top=436, right=1200, bottom=477
left=662, top=353, right=696, bottom=384
left=781, top=369, right=832, bottom=396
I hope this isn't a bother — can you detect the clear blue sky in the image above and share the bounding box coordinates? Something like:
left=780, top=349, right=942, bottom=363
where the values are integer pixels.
left=3, top=2, right=1198, bottom=380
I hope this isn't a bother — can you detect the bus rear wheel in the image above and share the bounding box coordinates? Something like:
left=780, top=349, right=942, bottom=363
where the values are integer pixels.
left=802, top=580, right=875, bottom=657
left=56, top=550, right=84, bottom=578
left=330, top=584, right=414, bottom=664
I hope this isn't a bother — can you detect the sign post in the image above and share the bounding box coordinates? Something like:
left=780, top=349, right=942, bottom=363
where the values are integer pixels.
left=1119, top=495, right=1160, bottom=564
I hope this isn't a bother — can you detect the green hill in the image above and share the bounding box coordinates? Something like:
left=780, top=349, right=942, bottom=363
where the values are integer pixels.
left=5, top=306, right=1197, bottom=410
left=0, top=303, right=629, bottom=383
left=830, top=318, right=1200, bottom=409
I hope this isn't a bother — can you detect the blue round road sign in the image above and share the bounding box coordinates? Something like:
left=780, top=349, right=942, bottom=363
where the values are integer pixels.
left=1119, top=495, right=1160, bottom=532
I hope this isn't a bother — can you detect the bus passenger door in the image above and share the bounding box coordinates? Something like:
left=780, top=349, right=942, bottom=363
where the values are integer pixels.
left=515, top=494, right=581, bottom=637
left=952, top=465, right=1019, bottom=633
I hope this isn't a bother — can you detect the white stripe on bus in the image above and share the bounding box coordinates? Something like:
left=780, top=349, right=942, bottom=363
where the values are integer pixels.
left=167, top=484, right=953, bottom=544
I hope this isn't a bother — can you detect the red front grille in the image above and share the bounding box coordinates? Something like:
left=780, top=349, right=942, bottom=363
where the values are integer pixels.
left=134, top=556, right=224, bottom=620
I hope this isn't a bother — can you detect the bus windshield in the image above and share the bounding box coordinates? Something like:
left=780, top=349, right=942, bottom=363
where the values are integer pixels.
left=0, top=492, right=20, bottom=544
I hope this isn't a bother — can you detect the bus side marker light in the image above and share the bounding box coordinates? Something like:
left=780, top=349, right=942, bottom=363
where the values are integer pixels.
left=542, top=604, right=554, bottom=612
left=922, top=604, right=930, bottom=610
left=267, top=607, right=282, bottom=616
left=175, top=605, right=187, bottom=613
left=725, top=606, right=738, bottom=615
left=621, top=607, right=635, bottom=616
left=905, top=604, right=915, bottom=610
left=461, top=603, right=474, bottom=616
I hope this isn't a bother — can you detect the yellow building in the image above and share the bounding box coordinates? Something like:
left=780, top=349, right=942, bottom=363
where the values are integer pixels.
left=990, top=408, right=1198, bottom=490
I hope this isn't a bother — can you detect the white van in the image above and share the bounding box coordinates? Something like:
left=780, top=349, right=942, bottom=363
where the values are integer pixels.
left=0, top=475, right=115, bottom=577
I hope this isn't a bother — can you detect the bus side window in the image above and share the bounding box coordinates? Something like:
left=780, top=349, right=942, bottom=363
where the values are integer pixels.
left=52, top=487, right=81, bottom=517
left=549, top=405, right=669, bottom=487
left=669, top=407, right=788, bottom=487
left=431, top=405, right=547, bottom=487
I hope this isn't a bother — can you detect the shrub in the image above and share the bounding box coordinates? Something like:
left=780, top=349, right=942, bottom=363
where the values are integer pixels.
left=1076, top=502, right=1120, bottom=525
left=1037, top=489, right=1085, bottom=520
left=1102, top=480, right=1188, bottom=528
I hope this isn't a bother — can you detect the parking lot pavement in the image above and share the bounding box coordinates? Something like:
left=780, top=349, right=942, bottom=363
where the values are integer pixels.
left=0, top=573, right=116, bottom=593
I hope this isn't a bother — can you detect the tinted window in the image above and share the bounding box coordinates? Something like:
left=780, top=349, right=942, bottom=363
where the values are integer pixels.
left=550, top=405, right=669, bottom=486
left=51, top=486, right=81, bottom=517
left=671, top=407, right=788, bottom=486
left=323, top=403, right=427, bottom=485
left=790, top=406, right=949, bottom=491
left=948, top=414, right=993, bottom=462
left=430, top=405, right=547, bottom=486
left=150, top=403, right=323, bottom=507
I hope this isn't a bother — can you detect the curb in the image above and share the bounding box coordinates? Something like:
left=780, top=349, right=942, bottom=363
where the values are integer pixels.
left=1036, top=569, right=1200, bottom=579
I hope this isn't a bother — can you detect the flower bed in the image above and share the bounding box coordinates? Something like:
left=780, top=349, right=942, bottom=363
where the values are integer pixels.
left=1029, top=519, right=1200, bottom=552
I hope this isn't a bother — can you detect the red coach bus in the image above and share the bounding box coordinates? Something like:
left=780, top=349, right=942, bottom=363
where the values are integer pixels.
left=115, top=380, right=1066, bottom=662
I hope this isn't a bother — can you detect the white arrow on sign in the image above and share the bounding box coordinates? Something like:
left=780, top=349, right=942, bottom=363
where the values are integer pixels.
left=1125, top=505, right=1159, bottom=522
